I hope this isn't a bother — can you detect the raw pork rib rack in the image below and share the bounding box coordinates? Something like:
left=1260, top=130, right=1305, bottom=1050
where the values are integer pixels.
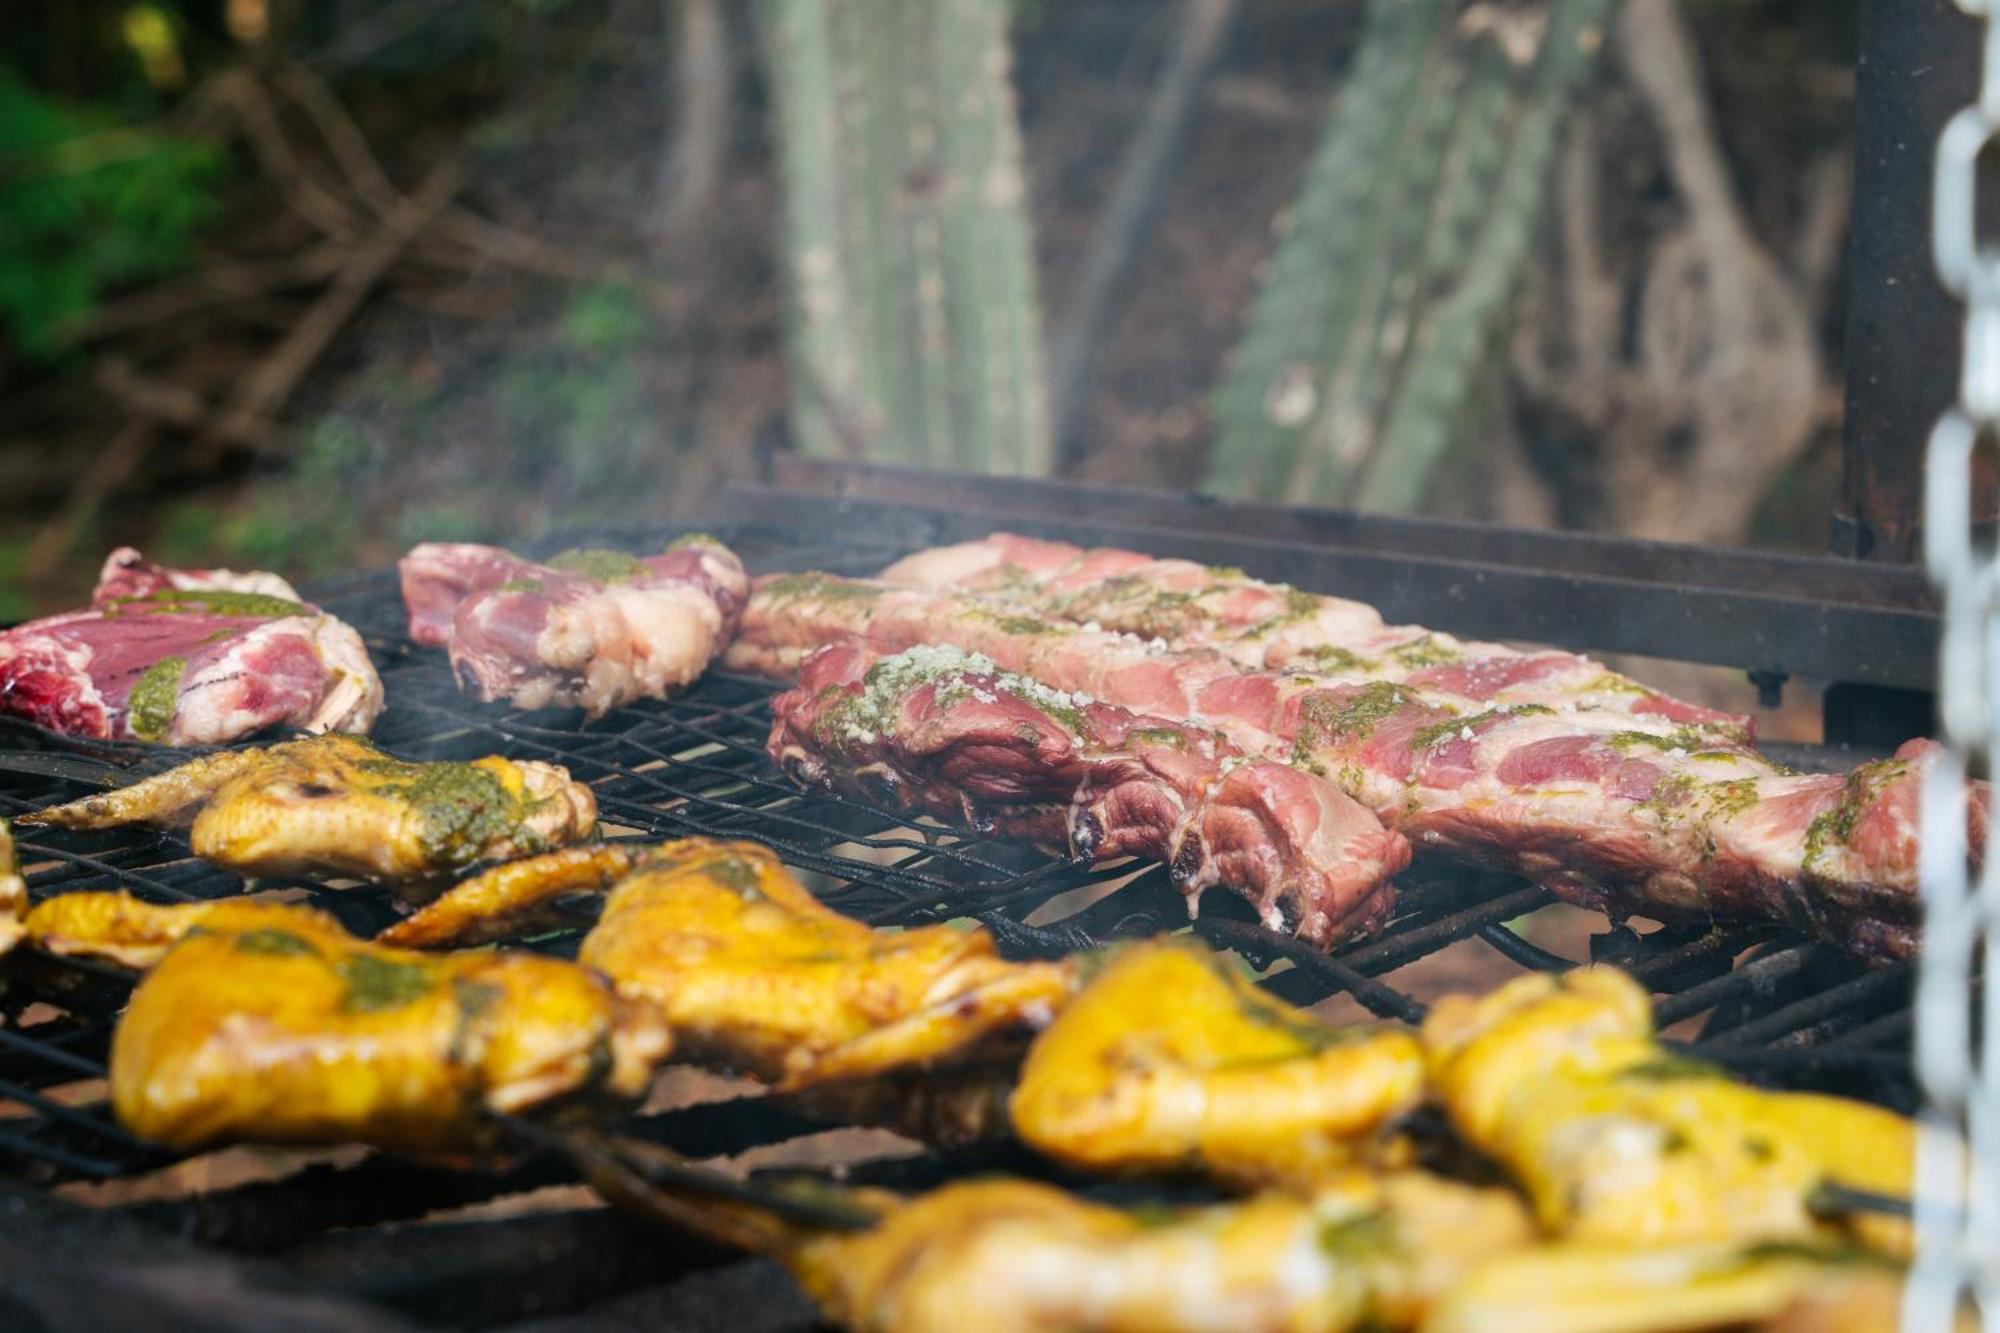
left=0, top=462, right=1938, bottom=1325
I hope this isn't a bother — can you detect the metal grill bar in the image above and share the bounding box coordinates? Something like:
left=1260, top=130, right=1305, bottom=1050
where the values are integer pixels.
left=0, top=511, right=1917, bottom=1235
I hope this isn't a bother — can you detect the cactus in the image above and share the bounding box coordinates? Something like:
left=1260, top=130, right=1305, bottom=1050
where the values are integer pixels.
left=1206, top=0, right=1617, bottom=508
left=757, top=0, right=1051, bottom=474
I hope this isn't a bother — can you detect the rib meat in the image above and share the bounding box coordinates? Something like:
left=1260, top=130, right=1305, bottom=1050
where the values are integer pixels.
left=768, top=641, right=1408, bottom=946
left=881, top=532, right=1748, bottom=731
left=399, top=536, right=748, bottom=716
left=0, top=548, right=382, bottom=744
left=727, top=571, right=1982, bottom=962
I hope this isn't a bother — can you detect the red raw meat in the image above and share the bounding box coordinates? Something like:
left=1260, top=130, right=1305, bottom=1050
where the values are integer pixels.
left=0, top=549, right=381, bottom=745
left=768, top=641, right=1408, bottom=946
left=881, top=532, right=1751, bottom=734
left=726, top=568, right=1983, bottom=963
left=398, top=537, right=748, bottom=716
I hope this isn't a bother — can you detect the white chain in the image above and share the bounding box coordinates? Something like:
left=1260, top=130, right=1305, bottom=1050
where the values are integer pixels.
left=1912, top=5, right=2000, bottom=1326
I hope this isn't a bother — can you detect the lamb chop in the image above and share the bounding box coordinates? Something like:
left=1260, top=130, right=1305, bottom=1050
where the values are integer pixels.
left=724, top=571, right=1978, bottom=962
left=767, top=640, right=1408, bottom=945
left=0, top=548, right=382, bottom=744
left=399, top=535, right=748, bottom=716
left=881, top=531, right=1747, bottom=731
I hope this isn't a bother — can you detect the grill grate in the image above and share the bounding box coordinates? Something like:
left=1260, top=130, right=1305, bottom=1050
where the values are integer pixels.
left=0, top=515, right=1918, bottom=1303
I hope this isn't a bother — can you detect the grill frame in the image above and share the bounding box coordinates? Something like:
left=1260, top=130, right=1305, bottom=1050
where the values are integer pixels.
left=0, top=469, right=1925, bottom=1324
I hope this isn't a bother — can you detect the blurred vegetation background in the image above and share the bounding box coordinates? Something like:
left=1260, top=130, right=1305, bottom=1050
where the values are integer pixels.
left=0, top=0, right=1854, bottom=617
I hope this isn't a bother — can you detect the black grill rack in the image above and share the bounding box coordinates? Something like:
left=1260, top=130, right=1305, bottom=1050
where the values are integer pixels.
left=0, top=499, right=1920, bottom=1324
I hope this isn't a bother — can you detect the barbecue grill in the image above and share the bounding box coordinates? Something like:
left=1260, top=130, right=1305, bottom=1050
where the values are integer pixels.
left=0, top=0, right=1974, bottom=1320
left=0, top=452, right=1941, bottom=1328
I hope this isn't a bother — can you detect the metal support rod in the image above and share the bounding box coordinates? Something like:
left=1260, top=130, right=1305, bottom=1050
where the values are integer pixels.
left=1839, top=0, right=1981, bottom=563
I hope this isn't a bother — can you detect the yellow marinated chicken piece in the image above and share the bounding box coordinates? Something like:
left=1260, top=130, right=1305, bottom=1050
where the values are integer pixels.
left=1009, top=938, right=1423, bottom=1186
left=789, top=1171, right=1534, bottom=1333
left=22, top=890, right=351, bottom=968
left=110, top=899, right=669, bottom=1154
left=24, top=733, right=596, bottom=886
left=1424, top=1240, right=1917, bottom=1333
left=1422, top=967, right=1914, bottom=1256
left=377, top=841, right=642, bottom=947
left=382, top=838, right=1076, bottom=1088
left=0, top=819, right=25, bottom=956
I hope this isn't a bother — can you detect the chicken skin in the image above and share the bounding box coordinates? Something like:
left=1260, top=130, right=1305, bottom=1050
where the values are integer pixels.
left=1422, top=967, right=1913, bottom=1256
left=25, top=733, right=596, bottom=887
left=98, top=897, right=668, bottom=1154
left=0, top=820, right=25, bottom=956
left=381, top=838, right=1075, bottom=1088
left=783, top=1171, right=1532, bottom=1333
left=1009, top=938, right=1423, bottom=1186
left=1426, top=1240, right=1918, bottom=1333
left=391, top=863, right=1421, bottom=1170
left=22, top=890, right=354, bottom=968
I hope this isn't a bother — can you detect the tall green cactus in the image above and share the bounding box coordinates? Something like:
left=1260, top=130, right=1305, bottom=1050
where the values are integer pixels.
left=758, top=0, right=1051, bottom=474
left=1207, top=0, right=1616, bottom=508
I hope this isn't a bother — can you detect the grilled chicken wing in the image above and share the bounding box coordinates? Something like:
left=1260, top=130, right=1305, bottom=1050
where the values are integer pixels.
left=786, top=1171, right=1532, bottom=1333
left=25, top=733, right=596, bottom=886
left=1009, top=938, right=1422, bottom=1186
left=0, top=821, right=24, bottom=956
left=573, top=1130, right=1917, bottom=1333
left=1422, top=967, right=1913, bottom=1256
left=22, top=891, right=352, bottom=968
left=102, top=898, right=667, bottom=1154
left=382, top=839, right=1075, bottom=1087
left=1426, top=1241, right=1917, bottom=1333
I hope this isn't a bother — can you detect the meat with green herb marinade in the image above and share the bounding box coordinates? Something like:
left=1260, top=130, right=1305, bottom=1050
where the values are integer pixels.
left=767, top=640, right=1409, bottom=947
left=381, top=837, right=1076, bottom=1089
left=601, top=1165, right=1535, bottom=1333
left=0, top=547, right=381, bottom=744
left=23, top=733, right=596, bottom=887
left=91, top=897, right=669, bottom=1154
left=882, top=532, right=1748, bottom=731
left=399, top=535, right=748, bottom=716
left=727, top=567, right=1983, bottom=963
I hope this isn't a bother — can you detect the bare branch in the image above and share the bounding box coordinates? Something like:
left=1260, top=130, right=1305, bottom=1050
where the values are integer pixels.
left=212, top=159, right=463, bottom=450
left=1047, top=0, right=1243, bottom=453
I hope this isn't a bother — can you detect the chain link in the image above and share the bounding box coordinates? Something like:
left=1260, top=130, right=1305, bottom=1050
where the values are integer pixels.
left=1912, top=3, right=2000, bottom=1325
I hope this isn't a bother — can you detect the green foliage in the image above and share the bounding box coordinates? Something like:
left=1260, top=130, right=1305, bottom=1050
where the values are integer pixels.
left=498, top=281, right=658, bottom=508
left=0, top=66, right=224, bottom=359
left=558, top=281, right=649, bottom=353
left=157, top=419, right=372, bottom=578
